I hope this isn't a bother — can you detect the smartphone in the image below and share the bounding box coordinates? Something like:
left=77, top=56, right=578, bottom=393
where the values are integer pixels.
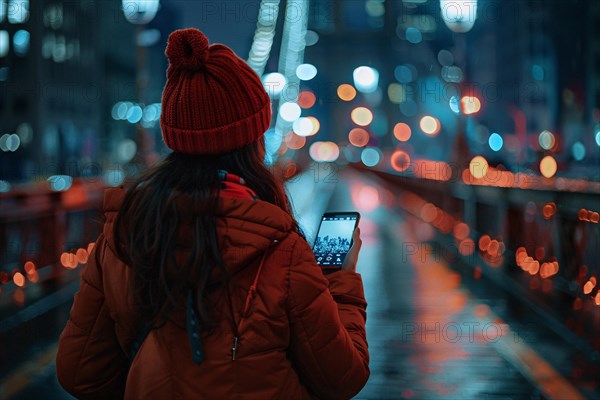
left=312, top=212, right=361, bottom=269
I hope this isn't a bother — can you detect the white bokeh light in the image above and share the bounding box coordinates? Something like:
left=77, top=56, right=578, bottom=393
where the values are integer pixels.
left=353, top=66, right=379, bottom=94
left=440, top=0, right=478, bottom=33
left=296, top=63, right=317, bottom=81
left=122, top=0, right=159, bottom=24
left=279, top=102, right=301, bottom=122
left=293, top=117, right=313, bottom=137
left=262, top=72, right=287, bottom=98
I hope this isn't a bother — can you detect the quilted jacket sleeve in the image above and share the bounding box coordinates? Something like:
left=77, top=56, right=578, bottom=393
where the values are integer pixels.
left=56, top=233, right=129, bottom=399
left=287, top=236, right=369, bottom=400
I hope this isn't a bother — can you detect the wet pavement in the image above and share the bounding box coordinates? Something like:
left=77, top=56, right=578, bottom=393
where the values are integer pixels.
left=0, top=166, right=595, bottom=399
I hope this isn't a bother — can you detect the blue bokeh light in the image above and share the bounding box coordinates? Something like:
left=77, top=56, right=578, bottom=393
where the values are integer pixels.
left=488, top=133, right=503, bottom=152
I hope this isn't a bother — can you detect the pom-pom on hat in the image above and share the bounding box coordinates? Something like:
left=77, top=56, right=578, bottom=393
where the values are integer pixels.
left=160, top=28, right=272, bottom=155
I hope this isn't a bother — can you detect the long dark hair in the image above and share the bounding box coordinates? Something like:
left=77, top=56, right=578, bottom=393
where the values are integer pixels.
left=113, top=137, right=304, bottom=330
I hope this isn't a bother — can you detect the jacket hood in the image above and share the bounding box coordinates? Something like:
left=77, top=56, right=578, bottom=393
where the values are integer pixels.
left=101, top=187, right=294, bottom=277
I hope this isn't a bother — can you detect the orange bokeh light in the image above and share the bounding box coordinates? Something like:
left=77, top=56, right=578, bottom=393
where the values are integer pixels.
left=337, top=84, right=357, bottom=101
left=453, top=223, right=470, bottom=241
left=479, top=235, right=491, bottom=252
left=309, top=141, right=340, bottom=162
left=61, top=252, right=78, bottom=269
left=469, top=156, right=489, bottom=179
left=13, top=272, right=25, bottom=287
left=285, top=132, right=306, bottom=150
left=539, top=261, right=559, bottom=279
left=76, top=248, right=89, bottom=264
left=390, top=150, right=411, bottom=172
left=420, top=203, right=438, bottom=223
left=297, top=90, right=316, bottom=109
left=24, top=261, right=36, bottom=274
left=540, top=155, right=557, bottom=178
left=348, top=128, right=370, bottom=147
left=460, top=96, right=482, bottom=115
left=542, top=202, right=557, bottom=219
left=487, top=240, right=500, bottom=256
left=528, top=260, right=540, bottom=275
left=583, top=279, right=596, bottom=295
left=393, top=123, right=412, bottom=142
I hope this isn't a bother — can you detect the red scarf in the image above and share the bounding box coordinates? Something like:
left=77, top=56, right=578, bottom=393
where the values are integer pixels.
left=218, top=170, right=259, bottom=200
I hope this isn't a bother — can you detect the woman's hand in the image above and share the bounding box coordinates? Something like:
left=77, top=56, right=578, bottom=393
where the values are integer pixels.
left=341, top=227, right=362, bottom=272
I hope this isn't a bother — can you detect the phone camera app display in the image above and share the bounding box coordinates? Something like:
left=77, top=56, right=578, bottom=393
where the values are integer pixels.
left=313, top=216, right=357, bottom=266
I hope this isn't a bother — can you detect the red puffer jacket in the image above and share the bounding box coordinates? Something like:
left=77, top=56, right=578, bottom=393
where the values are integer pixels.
left=56, top=187, right=369, bottom=399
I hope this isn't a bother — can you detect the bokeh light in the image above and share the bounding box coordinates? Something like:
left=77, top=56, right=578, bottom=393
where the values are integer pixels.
left=292, top=117, right=313, bottom=137
left=572, top=142, right=585, bottom=161
left=337, top=84, right=357, bottom=101
left=348, top=128, right=370, bottom=147
left=390, top=150, right=411, bottom=172
left=296, top=63, right=318, bottom=81
left=284, top=132, right=306, bottom=150
left=297, top=90, right=316, bottom=108
left=353, top=66, right=379, bottom=93
left=438, top=49, right=454, bottom=66
left=469, top=156, right=489, bottom=179
left=540, top=155, right=557, bottom=178
left=393, top=123, right=412, bottom=142
left=405, top=27, right=422, bottom=44
left=307, top=116, right=320, bottom=136
left=279, top=102, right=301, bottom=122
left=351, top=107, right=374, bottom=126
left=460, top=96, right=481, bottom=115
left=13, top=29, right=30, bottom=56
left=13, top=272, right=25, bottom=287
left=309, top=141, right=340, bottom=162
left=116, top=139, right=137, bottom=163
left=538, top=130, right=556, bottom=150
left=488, top=133, right=503, bottom=151
left=449, top=96, right=460, bottom=114
left=262, top=72, right=287, bottom=98
left=440, top=0, right=478, bottom=33
left=48, top=175, right=73, bottom=191
left=353, top=185, right=380, bottom=212
left=361, top=147, right=382, bottom=167
left=542, top=202, right=557, bottom=219
left=419, top=116, right=441, bottom=136
left=394, top=64, right=415, bottom=83
left=387, top=83, right=405, bottom=104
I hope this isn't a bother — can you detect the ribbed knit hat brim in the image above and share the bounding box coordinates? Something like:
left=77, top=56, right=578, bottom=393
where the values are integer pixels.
left=160, top=101, right=272, bottom=155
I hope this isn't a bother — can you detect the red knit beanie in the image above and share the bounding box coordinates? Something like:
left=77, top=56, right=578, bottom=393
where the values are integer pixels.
left=160, top=28, right=272, bottom=155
